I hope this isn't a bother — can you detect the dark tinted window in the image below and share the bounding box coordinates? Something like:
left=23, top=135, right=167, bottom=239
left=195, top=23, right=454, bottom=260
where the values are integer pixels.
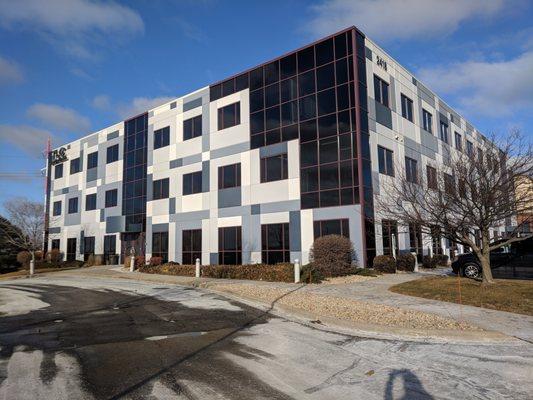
left=313, top=219, right=349, bottom=238
left=315, top=38, right=334, bottom=66
left=264, top=61, right=279, bottom=85
left=218, top=163, right=241, bottom=189
left=107, top=144, right=119, bottom=163
left=218, top=226, right=242, bottom=265
left=265, top=83, right=279, bottom=108
left=400, top=94, right=413, bottom=122
left=299, top=94, right=316, bottom=121
left=297, top=46, right=315, bottom=73
left=280, top=77, right=297, bottom=102
left=316, top=63, right=335, bottom=91
left=260, top=153, right=288, bottom=183
left=70, top=158, right=81, bottom=174
left=54, top=163, right=63, bottom=179
left=85, top=193, right=97, bottom=211
left=51, top=239, right=60, bottom=250
left=154, top=126, right=170, bottom=148
left=68, top=197, right=78, bottom=214
left=405, top=157, right=418, bottom=183
left=153, top=178, right=169, bottom=200
left=280, top=54, right=296, bottom=79
left=317, top=88, right=336, bottom=116
left=152, top=231, right=168, bottom=263
left=87, top=152, right=98, bottom=169
left=373, top=75, right=389, bottom=107
left=217, top=102, right=240, bottom=130
left=105, top=189, right=118, bottom=207
left=183, top=171, right=202, bottom=195
left=422, top=109, right=433, bottom=133
left=182, top=229, right=202, bottom=265
left=183, top=116, right=202, bottom=140
left=382, top=220, right=398, bottom=256
left=53, top=201, right=61, bottom=216
left=298, top=70, right=315, bottom=97
left=378, top=146, right=394, bottom=176
left=262, top=223, right=290, bottom=264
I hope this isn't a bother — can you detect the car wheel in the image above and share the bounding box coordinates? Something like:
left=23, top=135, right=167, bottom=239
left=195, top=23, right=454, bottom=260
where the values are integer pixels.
left=463, top=263, right=481, bottom=279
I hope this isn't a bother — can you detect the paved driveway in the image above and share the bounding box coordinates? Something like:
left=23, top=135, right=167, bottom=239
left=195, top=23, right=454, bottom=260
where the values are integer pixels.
left=0, top=275, right=532, bottom=399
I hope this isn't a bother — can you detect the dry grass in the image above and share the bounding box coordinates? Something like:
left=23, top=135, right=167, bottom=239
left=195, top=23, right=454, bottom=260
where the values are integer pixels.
left=390, top=276, right=533, bottom=316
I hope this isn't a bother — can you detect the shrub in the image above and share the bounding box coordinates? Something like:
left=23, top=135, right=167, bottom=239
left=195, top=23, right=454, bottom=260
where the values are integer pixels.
left=373, top=255, right=396, bottom=273
left=124, top=255, right=146, bottom=269
left=300, top=263, right=325, bottom=283
left=354, top=267, right=380, bottom=277
left=46, top=249, right=63, bottom=263
left=422, top=255, right=434, bottom=268
left=16, top=251, right=32, bottom=268
left=309, top=235, right=356, bottom=277
left=149, top=256, right=162, bottom=266
left=396, top=253, right=416, bottom=272
left=433, top=254, right=449, bottom=266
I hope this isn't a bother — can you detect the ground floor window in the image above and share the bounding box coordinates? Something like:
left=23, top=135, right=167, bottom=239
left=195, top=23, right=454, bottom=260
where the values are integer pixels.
left=381, top=220, right=398, bottom=256
left=431, top=226, right=443, bottom=255
left=104, top=235, right=116, bottom=262
left=67, top=238, right=76, bottom=261
left=313, top=219, right=350, bottom=239
left=182, top=229, right=202, bottom=265
left=261, top=223, right=290, bottom=264
left=83, top=236, right=95, bottom=261
left=51, top=239, right=60, bottom=250
left=218, top=226, right=242, bottom=265
left=152, top=231, right=169, bottom=263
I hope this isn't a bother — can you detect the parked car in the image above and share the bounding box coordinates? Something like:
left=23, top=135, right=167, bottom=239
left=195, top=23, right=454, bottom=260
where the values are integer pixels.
left=451, top=236, right=533, bottom=279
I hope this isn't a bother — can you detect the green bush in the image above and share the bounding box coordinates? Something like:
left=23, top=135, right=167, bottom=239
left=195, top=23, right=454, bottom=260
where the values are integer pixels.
left=309, top=234, right=356, bottom=277
left=396, top=253, right=416, bottom=272
left=373, top=255, right=396, bottom=273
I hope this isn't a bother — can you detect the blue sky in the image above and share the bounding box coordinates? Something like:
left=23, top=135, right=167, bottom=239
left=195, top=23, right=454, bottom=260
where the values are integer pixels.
left=0, top=0, right=532, bottom=211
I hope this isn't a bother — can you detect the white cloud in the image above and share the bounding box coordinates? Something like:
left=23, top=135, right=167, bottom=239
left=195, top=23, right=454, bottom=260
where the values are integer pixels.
left=117, top=97, right=174, bottom=119
left=306, top=0, right=504, bottom=41
left=0, top=55, right=24, bottom=84
left=0, top=125, right=54, bottom=156
left=91, top=95, right=111, bottom=111
left=417, top=51, right=533, bottom=117
left=175, top=18, right=207, bottom=43
left=27, top=103, right=90, bottom=132
left=0, top=0, right=144, bottom=59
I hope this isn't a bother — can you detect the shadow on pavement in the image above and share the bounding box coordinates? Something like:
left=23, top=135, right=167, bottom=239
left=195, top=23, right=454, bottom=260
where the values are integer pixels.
left=384, top=369, right=433, bottom=400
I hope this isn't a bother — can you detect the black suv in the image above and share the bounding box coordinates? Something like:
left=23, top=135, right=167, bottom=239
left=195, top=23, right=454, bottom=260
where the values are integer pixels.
left=451, top=236, right=533, bottom=279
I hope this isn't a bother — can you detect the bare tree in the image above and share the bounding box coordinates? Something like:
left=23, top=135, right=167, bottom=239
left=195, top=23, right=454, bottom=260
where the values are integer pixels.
left=0, top=198, right=44, bottom=275
left=377, top=130, right=533, bottom=285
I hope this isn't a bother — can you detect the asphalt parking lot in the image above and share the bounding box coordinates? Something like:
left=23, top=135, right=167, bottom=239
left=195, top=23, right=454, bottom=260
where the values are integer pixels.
left=0, top=275, right=532, bottom=399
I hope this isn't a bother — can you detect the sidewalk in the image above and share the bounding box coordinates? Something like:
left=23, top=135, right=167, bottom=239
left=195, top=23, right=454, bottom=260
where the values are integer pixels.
left=49, top=265, right=533, bottom=343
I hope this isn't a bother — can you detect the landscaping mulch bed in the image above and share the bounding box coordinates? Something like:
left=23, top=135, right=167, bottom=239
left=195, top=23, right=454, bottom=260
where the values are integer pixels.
left=389, top=276, right=533, bottom=316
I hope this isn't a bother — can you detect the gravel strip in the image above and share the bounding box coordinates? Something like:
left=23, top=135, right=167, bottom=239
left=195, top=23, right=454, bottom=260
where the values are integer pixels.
left=320, top=275, right=375, bottom=285
left=210, top=283, right=480, bottom=331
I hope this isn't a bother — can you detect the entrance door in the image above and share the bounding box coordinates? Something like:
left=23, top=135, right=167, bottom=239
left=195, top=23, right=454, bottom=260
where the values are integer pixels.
left=67, top=238, right=77, bottom=261
left=120, top=232, right=145, bottom=263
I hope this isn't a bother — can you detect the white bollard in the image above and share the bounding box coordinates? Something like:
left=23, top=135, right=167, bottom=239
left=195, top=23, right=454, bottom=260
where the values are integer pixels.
left=411, top=252, right=419, bottom=272
left=30, top=259, right=35, bottom=276
left=130, top=256, right=135, bottom=272
left=294, top=259, right=300, bottom=283
left=195, top=258, right=201, bottom=278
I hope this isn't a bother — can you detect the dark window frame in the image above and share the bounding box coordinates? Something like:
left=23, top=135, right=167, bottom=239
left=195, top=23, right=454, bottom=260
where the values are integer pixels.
left=153, top=178, right=169, bottom=200
left=183, top=115, right=202, bottom=140
left=405, top=157, right=418, bottom=184
left=218, top=163, right=241, bottom=189
left=87, top=152, right=98, bottom=169
left=400, top=94, right=413, bottom=122
left=106, top=144, right=119, bottom=163
left=260, top=153, right=288, bottom=183
left=54, top=163, right=63, bottom=179
left=422, top=109, right=433, bottom=133
left=261, top=223, right=290, bottom=264
left=85, top=193, right=97, bottom=211
left=68, top=197, right=78, bottom=214
left=51, top=239, right=60, bottom=250
left=218, top=226, right=242, bottom=265
left=373, top=75, right=389, bottom=107
left=217, top=102, right=241, bottom=130
left=53, top=200, right=61, bottom=216
left=182, top=229, right=202, bottom=265
left=439, top=121, right=449, bottom=144
left=313, top=218, right=350, bottom=239
left=70, top=157, right=81, bottom=174
left=377, top=146, right=394, bottom=177
left=183, top=171, right=203, bottom=195
left=152, top=231, right=169, bottom=263
left=381, top=219, right=398, bottom=256
left=105, top=189, right=118, bottom=208
left=154, top=126, right=170, bottom=149
left=427, top=165, right=438, bottom=190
